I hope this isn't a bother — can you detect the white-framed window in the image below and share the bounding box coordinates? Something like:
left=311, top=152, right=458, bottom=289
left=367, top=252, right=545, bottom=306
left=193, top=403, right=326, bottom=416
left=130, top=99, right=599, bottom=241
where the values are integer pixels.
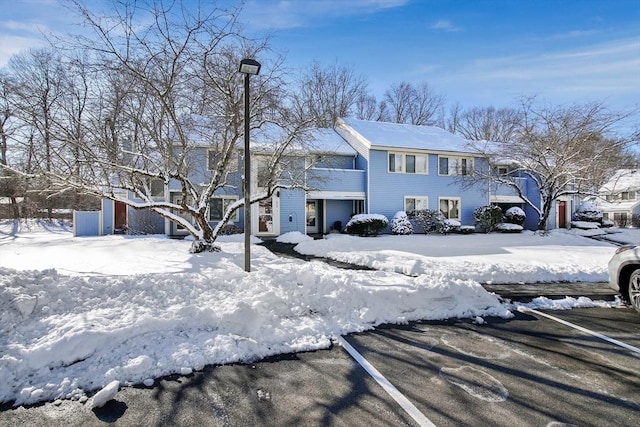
left=388, top=152, right=428, bottom=174
left=439, top=156, right=473, bottom=176
left=208, top=149, right=238, bottom=172
left=353, top=200, right=365, bottom=215
left=404, top=196, right=429, bottom=212
left=439, top=197, right=460, bottom=220
left=209, top=196, right=239, bottom=222
left=496, top=166, right=510, bottom=176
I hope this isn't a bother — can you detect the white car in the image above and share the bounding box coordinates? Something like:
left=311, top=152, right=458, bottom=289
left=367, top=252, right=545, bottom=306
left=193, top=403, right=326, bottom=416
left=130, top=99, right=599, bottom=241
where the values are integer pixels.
left=608, top=245, right=640, bottom=313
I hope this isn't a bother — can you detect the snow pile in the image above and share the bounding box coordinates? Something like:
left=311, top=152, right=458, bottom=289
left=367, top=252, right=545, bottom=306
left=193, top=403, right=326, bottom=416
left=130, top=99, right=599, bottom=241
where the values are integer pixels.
left=0, top=222, right=624, bottom=407
left=0, top=239, right=510, bottom=406
left=294, top=231, right=615, bottom=284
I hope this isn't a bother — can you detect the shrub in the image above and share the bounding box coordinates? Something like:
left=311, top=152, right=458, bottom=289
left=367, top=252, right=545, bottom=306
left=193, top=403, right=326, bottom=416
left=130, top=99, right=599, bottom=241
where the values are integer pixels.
left=573, top=201, right=603, bottom=224
left=218, top=224, right=242, bottom=235
left=408, top=209, right=446, bottom=234
left=390, top=211, right=413, bottom=235
left=346, top=214, right=389, bottom=236
left=474, top=205, right=503, bottom=232
left=505, top=206, right=526, bottom=226
left=458, top=225, right=475, bottom=234
left=441, top=219, right=461, bottom=234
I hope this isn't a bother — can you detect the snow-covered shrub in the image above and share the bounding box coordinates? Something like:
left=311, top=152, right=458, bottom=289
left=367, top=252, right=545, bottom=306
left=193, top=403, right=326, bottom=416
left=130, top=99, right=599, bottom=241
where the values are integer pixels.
left=573, top=201, right=603, bottom=224
left=458, top=225, right=475, bottom=234
left=474, top=205, right=503, bottom=232
left=390, top=211, right=413, bottom=235
left=570, top=221, right=601, bottom=230
left=441, top=219, right=461, bottom=234
left=218, top=224, right=242, bottom=235
left=601, top=219, right=614, bottom=228
left=496, top=223, right=523, bottom=233
left=505, top=206, right=526, bottom=226
left=408, top=209, right=446, bottom=234
left=346, top=214, right=389, bottom=236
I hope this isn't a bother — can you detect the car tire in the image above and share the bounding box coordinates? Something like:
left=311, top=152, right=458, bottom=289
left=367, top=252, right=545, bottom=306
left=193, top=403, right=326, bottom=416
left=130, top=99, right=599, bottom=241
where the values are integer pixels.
left=628, top=269, right=640, bottom=313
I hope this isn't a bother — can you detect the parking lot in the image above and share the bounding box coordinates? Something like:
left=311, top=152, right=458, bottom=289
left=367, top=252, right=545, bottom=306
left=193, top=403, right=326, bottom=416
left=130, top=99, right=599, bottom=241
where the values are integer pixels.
left=1, top=304, right=638, bottom=427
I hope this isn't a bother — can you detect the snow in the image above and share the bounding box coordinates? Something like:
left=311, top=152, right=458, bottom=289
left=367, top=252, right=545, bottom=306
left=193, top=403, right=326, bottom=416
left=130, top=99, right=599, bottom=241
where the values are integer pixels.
left=337, top=117, right=477, bottom=154
left=0, top=220, right=630, bottom=407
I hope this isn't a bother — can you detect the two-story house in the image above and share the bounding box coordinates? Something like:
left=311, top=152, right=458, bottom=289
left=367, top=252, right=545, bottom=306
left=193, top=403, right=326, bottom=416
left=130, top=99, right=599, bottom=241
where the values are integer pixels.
left=88, top=118, right=551, bottom=238
left=592, top=169, right=640, bottom=226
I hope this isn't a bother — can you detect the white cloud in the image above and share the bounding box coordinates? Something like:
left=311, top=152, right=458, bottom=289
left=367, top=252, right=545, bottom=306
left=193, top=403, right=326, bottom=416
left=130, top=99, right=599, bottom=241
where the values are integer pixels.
left=0, top=35, right=46, bottom=67
left=429, top=19, right=461, bottom=32
left=242, top=0, right=410, bottom=29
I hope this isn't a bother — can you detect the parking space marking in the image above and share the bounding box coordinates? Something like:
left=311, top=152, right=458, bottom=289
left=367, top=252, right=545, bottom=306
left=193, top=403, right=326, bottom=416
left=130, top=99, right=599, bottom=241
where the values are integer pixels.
left=336, top=336, right=436, bottom=427
left=518, top=306, right=640, bottom=354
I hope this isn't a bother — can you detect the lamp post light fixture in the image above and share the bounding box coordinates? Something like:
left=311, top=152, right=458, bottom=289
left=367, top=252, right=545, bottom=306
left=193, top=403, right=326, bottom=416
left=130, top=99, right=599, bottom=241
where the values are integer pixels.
left=238, top=58, right=261, bottom=273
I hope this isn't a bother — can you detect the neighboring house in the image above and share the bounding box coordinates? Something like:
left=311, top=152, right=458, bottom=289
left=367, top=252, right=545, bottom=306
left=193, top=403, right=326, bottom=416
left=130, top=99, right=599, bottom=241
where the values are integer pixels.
left=592, top=169, right=640, bottom=226
left=95, top=118, right=561, bottom=237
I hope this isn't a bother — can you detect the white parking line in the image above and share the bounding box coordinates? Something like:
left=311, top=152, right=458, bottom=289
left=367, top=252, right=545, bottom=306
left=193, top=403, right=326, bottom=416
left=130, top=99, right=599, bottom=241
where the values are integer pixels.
left=336, top=336, right=437, bottom=427
left=518, top=306, right=640, bottom=355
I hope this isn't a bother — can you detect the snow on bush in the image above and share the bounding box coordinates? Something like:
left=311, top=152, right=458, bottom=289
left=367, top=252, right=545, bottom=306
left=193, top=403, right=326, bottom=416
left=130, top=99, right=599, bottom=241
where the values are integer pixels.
left=474, top=205, right=503, bottom=232
left=441, top=219, right=461, bottom=234
left=277, top=231, right=313, bottom=244
left=505, top=206, right=526, bottom=226
left=571, top=221, right=601, bottom=230
left=390, top=211, right=413, bottom=235
left=408, top=209, right=444, bottom=234
left=573, top=201, right=603, bottom=223
left=496, top=223, right=523, bottom=233
left=345, top=214, right=389, bottom=236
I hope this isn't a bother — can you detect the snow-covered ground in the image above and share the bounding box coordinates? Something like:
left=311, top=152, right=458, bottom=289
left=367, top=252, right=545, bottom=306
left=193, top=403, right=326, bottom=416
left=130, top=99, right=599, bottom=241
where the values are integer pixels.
left=0, top=220, right=634, bottom=407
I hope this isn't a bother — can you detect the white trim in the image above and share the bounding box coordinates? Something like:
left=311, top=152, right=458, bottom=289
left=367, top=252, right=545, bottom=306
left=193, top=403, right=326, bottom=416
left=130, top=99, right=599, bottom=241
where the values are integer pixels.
left=307, top=191, right=365, bottom=200
left=490, top=195, right=526, bottom=204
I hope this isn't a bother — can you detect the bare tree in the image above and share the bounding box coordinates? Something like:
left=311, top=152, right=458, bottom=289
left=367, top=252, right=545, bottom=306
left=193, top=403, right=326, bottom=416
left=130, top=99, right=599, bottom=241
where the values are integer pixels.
left=1, top=0, right=313, bottom=251
left=293, top=62, right=369, bottom=127
left=354, top=94, right=386, bottom=121
left=382, top=81, right=445, bottom=125
left=470, top=99, right=636, bottom=230
left=454, top=106, right=520, bottom=142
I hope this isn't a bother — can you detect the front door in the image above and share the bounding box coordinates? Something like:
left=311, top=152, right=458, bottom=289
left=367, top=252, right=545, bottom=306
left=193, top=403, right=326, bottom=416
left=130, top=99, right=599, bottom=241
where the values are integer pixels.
left=558, top=201, right=566, bottom=228
left=114, top=201, right=127, bottom=233
left=306, top=200, right=318, bottom=234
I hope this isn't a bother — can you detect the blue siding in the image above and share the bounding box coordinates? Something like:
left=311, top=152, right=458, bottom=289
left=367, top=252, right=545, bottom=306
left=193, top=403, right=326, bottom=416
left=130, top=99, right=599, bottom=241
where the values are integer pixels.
left=314, top=154, right=354, bottom=169
left=325, top=200, right=353, bottom=232
left=127, top=208, right=165, bottom=234
left=279, top=188, right=306, bottom=234
left=74, top=211, right=100, bottom=236
left=368, top=149, right=489, bottom=228
left=101, top=199, right=114, bottom=235
left=307, top=169, right=366, bottom=193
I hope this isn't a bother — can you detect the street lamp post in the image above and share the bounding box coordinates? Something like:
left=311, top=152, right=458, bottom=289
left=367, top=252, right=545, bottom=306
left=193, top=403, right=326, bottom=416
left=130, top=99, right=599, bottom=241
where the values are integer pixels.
left=238, top=58, right=261, bottom=273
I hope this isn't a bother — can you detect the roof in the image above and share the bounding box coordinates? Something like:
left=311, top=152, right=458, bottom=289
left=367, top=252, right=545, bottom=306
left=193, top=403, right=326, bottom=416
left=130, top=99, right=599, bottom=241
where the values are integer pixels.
left=337, top=117, right=478, bottom=155
left=251, top=124, right=356, bottom=156
left=599, top=169, right=640, bottom=193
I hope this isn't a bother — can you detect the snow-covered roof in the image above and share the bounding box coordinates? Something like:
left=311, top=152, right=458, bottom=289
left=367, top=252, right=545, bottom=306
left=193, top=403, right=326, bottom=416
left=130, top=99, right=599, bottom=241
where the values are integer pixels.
left=337, top=117, right=478, bottom=155
left=599, top=169, right=640, bottom=194
left=251, top=124, right=356, bottom=156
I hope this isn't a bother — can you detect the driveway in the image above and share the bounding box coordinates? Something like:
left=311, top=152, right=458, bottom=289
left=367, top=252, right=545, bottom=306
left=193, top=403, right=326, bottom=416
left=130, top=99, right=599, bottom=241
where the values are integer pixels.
left=2, top=307, right=637, bottom=427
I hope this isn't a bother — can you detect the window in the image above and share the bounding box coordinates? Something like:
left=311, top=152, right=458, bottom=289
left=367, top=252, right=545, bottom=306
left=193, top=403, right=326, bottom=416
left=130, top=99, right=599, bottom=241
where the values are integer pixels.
left=353, top=200, right=365, bottom=215
left=388, top=152, right=428, bottom=174
left=404, top=196, right=429, bottom=212
left=209, top=196, right=239, bottom=222
left=149, top=179, right=164, bottom=197
left=496, top=166, right=510, bottom=176
left=208, top=150, right=238, bottom=172
left=439, top=156, right=473, bottom=176
left=439, top=197, right=460, bottom=220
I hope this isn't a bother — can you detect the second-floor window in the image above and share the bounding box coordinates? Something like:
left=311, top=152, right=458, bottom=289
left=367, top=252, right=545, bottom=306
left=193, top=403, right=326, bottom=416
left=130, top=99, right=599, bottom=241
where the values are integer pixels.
left=388, top=152, right=428, bottom=174
left=439, top=156, right=473, bottom=176
left=208, top=150, right=238, bottom=172
left=209, top=196, right=239, bottom=222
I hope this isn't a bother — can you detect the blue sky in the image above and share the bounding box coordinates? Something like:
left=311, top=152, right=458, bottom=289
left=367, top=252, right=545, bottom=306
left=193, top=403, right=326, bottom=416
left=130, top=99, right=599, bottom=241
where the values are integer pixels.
left=1, top=0, right=639, bottom=126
